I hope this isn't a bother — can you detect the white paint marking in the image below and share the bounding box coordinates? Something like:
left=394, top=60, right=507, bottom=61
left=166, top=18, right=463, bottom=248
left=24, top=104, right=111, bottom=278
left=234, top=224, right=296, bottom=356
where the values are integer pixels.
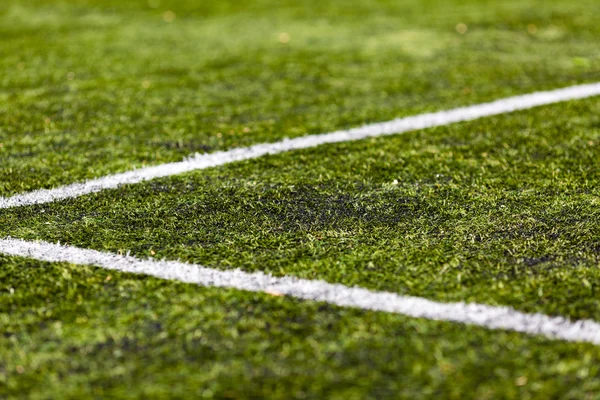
left=2, top=82, right=600, bottom=210
left=2, top=237, right=600, bottom=345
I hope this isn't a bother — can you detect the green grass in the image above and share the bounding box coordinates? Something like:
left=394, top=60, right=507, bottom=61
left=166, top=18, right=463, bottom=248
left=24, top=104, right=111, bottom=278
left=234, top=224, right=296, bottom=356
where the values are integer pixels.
left=2, top=0, right=600, bottom=195
left=3, top=0, right=600, bottom=398
left=4, top=98, right=600, bottom=322
left=3, top=256, right=600, bottom=399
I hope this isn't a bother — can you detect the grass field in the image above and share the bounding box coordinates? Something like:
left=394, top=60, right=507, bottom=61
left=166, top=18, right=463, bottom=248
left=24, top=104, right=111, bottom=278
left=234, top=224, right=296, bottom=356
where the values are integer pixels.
left=2, top=0, right=600, bottom=398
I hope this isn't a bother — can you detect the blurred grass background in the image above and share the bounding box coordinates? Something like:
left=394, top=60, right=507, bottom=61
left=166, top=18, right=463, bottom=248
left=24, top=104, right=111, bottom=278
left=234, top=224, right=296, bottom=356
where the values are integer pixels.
left=1, top=0, right=599, bottom=196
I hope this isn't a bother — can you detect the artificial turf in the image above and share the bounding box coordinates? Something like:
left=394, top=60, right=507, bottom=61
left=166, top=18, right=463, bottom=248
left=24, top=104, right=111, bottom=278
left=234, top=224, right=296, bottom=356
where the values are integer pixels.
left=3, top=255, right=600, bottom=399
left=2, top=0, right=600, bottom=196
left=4, top=99, right=600, bottom=398
left=3, top=98, right=600, bottom=319
left=3, top=0, right=600, bottom=398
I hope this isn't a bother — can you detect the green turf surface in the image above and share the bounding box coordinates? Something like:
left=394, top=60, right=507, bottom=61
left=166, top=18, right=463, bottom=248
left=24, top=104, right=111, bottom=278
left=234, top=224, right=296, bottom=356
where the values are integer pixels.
left=3, top=98, right=600, bottom=320
left=3, top=255, right=600, bottom=399
left=3, top=0, right=600, bottom=398
left=2, top=0, right=600, bottom=196
left=3, top=98, right=600, bottom=398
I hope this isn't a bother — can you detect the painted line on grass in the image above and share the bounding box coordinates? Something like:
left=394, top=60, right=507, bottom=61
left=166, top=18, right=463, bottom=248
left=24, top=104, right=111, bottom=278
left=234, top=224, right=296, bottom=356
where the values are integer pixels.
left=3, top=82, right=600, bottom=210
left=2, top=237, right=600, bottom=345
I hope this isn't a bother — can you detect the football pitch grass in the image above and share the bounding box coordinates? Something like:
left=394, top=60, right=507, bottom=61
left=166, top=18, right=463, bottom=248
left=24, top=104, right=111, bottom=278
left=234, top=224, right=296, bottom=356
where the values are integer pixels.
left=2, top=0, right=600, bottom=398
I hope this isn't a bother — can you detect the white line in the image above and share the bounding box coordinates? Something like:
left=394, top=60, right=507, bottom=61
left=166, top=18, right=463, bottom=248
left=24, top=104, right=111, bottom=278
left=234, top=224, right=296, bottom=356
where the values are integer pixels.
left=2, top=82, right=600, bottom=210
left=2, top=237, right=600, bottom=345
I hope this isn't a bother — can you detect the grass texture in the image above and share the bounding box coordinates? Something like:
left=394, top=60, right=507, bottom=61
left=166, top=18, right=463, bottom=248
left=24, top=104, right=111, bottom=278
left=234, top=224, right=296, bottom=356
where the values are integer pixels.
left=2, top=0, right=600, bottom=398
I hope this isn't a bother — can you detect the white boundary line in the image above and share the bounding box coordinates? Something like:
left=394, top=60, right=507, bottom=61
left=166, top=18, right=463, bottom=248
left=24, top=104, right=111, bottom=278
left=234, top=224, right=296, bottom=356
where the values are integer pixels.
left=2, top=237, right=600, bottom=344
left=2, top=82, right=600, bottom=210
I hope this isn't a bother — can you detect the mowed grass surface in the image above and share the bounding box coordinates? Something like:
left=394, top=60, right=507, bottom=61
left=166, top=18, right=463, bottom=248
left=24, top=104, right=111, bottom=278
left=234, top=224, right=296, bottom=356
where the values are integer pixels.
left=3, top=0, right=600, bottom=398
left=1, top=0, right=600, bottom=195
left=3, top=98, right=600, bottom=398
left=3, top=99, right=600, bottom=320
left=3, top=256, right=600, bottom=399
